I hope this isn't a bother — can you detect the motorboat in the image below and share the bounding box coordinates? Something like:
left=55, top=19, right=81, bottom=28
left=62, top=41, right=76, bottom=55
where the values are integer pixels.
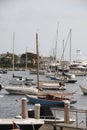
left=9, top=74, right=36, bottom=86
left=2, top=84, right=38, bottom=95
left=39, top=82, right=66, bottom=90
left=50, top=72, right=77, bottom=83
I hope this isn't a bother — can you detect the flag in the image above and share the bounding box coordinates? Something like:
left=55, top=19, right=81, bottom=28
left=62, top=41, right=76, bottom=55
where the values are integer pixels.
left=13, top=121, right=20, bottom=129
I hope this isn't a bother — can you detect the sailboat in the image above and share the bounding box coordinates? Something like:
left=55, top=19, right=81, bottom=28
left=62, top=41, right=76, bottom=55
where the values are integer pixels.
left=9, top=32, right=23, bottom=85
left=3, top=32, right=38, bottom=95
left=26, top=32, right=77, bottom=107
left=9, top=33, right=34, bottom=86
left=26, top=92, right=77, bottom=107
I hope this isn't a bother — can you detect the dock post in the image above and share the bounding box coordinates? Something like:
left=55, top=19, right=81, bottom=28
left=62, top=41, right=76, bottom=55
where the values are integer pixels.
left=35, top=104, right=40, bottom=119
left=64, top=100, right=70, bottom=124
left=21, top=98, right=27, bottom=119
left=86, top=110, right=87, bottom=127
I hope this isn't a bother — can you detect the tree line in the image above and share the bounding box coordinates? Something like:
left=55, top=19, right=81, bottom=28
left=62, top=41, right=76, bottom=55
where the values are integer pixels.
left=0, top=52, right=40, bottom=69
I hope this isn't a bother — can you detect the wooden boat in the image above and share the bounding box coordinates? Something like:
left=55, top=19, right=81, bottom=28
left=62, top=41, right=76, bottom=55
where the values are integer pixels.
left=26, top=33, right=76, bottom=107
left=26, top=92, right=77, bottom=107
left=26, top=33, right=77, bottom=107
left=79, top=85, right=87, bottom=95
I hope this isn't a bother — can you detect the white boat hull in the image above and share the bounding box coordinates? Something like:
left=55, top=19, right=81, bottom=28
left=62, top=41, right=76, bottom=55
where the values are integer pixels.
left=40, top=82, right=66, bottom=90
left=4, top=86, right=38, bottom=95
left=79, top=85, right=87, bottom=95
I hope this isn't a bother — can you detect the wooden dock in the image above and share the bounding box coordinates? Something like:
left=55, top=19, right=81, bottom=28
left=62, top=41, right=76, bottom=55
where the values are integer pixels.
left=39, top=124, right=72, bottom=130
left=0, top=118, right=44, bottom=130
left=39, top=123, right=87, bottom=130
left=39, top=124, right=53, bottom=130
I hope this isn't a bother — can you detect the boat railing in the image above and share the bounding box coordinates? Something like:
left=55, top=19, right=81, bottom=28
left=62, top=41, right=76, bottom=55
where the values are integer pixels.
left=51, top=107, right=87, bottom=127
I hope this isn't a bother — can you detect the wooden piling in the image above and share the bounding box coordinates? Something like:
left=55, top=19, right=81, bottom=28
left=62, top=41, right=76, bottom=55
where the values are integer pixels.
left=64, top=100, right=70, bottom=124
left=35, top=104, right=40, bottom=119
left=21, top=98, right=27, bottom=119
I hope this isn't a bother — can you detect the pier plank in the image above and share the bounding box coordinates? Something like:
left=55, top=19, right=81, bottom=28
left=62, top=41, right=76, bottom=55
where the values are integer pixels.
left=0, top=118, right=44, bottom=130
left=39, top=123, right=87, bottom=130
left=52, top=123, right=87, bottom=130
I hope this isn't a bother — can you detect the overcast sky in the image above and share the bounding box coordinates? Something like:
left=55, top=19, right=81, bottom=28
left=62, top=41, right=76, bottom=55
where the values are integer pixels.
left=0, top=0, right=87, bottom=61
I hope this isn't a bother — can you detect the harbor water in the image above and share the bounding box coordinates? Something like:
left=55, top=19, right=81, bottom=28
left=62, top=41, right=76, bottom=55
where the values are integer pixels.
left=0, top=70, right=87, bottom=123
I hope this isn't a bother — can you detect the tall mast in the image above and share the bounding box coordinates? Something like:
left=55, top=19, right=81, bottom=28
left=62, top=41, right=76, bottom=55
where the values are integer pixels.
left=69, top=29, right=72, bottom=62
left=62, top=40, right=64, bottom=61
left=13, top=32, right=15, bottom=71
left=36, top=32, right=39, bottom=89
left=54, top=22, right=59, bottom=62
left=26, top=47, right=27, bottom=71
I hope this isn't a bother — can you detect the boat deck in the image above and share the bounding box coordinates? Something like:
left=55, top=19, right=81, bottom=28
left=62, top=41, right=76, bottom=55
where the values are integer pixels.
left=39, top=123, right=87, bottom=130
left=0, top=118, right=44, bottom=130
left=0, top=118, right=44, bottom=124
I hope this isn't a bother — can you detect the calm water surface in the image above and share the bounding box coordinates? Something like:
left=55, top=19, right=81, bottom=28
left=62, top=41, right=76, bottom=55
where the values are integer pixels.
left=0, top=70, right=87, bottom=121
